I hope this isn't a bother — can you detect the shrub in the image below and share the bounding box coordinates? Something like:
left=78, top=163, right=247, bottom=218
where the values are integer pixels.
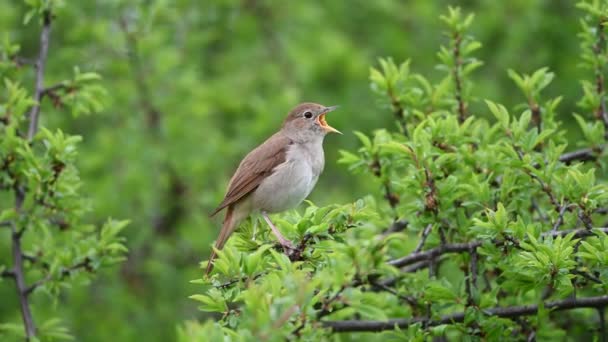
left=188, top=3, right=608, bottom=341
left=0, top=2, right=127, bottom=340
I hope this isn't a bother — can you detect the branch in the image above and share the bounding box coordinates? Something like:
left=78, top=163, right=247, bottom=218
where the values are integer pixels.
left=1, top=268, right=15, bottom=278
left=413, top=224, right=433, bottom=253
left=26, top=10, right=52, bottom=141
left=592, top=17, right=608, bottom=132
left=10, top=222, right=36, bottom=339
left=452, top=33, right=467, bottom=123
left=388, top=241, right=480, bottom=268
left=323, top=295, right=608, bottom=332
left=387, top=227, right=608, bottom=269
left=24, top=257, right=93, bottom=296
left=599, top=307, right=606, bottom=342
left=559, top=146, right=604, bottom=164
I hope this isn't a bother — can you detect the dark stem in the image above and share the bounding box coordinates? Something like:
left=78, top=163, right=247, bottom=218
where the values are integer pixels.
left=387, top=227, right=608, bottom=269
left=552, top=204, right=573, bottom=232
left=559, top=146, right=604, bottom=164
left=26, top=10, right=52, bottom=141
left=414, top=224, right=433, bottom=253
left=530, top=102, right=542, bottom=133
left=9, top=11, right=54, bottom=340
left=452, top=33, right=467, bottom=123
left=1, top=268, right=15, bottom=278
left=11, top=223, right=36, bottom=339
left=599, top=306, right=606, bottom=342
left=593, top=18, right=608, bottom=132
left=323, top=295, right=608, bottom=332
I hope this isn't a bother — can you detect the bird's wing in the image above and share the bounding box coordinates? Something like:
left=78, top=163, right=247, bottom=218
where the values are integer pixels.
left=210, top=132, right=292, bottom=216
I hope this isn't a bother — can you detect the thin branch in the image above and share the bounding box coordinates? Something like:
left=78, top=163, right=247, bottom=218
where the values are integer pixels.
left=592, top=17, right=608, bottom=132
left=10, top=222, right=36, bottom=339
left=559, top=146, right=604, bottom=164
left=572, top=270, right=603, bottom=284
left=382, top=220, right=408, bottom=236
left=27, top=10, right=52, bottom=141
left=414, top=224, right=433, bottom=253
left=387, top=227, right=608, bottom=269
left=1, top=268, right=15, bottom=278
left=470, top=246, right=478, bottom=289
left=24, top=258, right=93, bottom=296
left=452, top=33, right=467, bottom=123
left=371, top=281, right=419, bottom=308
left=599, top=306, right=606, bottom=342
left=388, top=241, right=480, bottom=268
left=323, top=295, right=608, bottom=332
left=552, top=204, right=574, bottom=232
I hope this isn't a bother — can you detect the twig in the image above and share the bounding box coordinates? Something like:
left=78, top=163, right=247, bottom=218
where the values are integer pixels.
left=514, top=146, right=560, bottom=210
left=26, top=10, right=52, bottom=141
left=559, top=146, right=604, bottom=164
left=24, top=258, right=93, bottom=296
left=10, top=222, right=36, bottom=338
left=414, top=224, right=433, bottom=253
left=470, top=246, right=478, bottom=289
left=323, top=295, right=608, bottom=332
left=1, top=268, right=15, bottom=278
left=552, top=204, right=574, bottom=232
left=382, top=220, right=408, bottom=236
left=388, top=241, right=481, bottom=268
left=572, top=270, right=603, bottom=284
left=385, top=82, right=408, bottom=136
left=371, top=281, right=418, bottom=308
left=387, top=227, right=608, bottom=269
left=452, top=33, right=467, bottom=123
left=599, top=306, right=606, bottom=342
left=592, top=17, right=608, bottom=132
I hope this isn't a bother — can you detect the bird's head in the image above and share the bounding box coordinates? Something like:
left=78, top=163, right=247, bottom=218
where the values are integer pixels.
left=282, top=103, right=340, bottom=140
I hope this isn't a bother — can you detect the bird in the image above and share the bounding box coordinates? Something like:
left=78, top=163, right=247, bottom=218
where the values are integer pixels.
left=206, top=102, right=340, bottom=275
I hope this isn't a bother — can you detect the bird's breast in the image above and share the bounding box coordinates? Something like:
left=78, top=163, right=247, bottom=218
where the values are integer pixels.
left=252, top=141, right=325, bottom=213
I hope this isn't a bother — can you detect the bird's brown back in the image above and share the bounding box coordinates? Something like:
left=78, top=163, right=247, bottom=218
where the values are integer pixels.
left=210, top=131, right=293, bottom=216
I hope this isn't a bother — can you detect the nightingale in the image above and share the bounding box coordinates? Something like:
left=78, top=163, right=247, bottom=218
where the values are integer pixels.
left=206, top=102, right=340, bottom=275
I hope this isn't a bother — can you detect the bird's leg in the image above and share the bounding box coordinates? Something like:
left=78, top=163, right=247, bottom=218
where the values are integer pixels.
left=261, top=211, right=295, bottom=251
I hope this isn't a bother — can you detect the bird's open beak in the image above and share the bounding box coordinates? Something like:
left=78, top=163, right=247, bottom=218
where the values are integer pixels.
left=318, top=105, right=341, bottom=134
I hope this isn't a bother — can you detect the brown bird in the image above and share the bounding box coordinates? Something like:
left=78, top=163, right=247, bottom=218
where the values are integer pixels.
left=206, top=103, right=340, bottom=275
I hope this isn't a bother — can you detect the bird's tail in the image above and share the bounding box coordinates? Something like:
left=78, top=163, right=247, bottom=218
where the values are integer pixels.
left=205, top=206, right=237, bottom=275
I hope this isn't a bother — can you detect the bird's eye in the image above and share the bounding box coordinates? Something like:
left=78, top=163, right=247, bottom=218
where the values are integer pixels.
left=303, top=111, right=313, bottom=119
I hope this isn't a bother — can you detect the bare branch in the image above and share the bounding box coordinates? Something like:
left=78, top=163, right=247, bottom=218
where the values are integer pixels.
left=27, top=10, right=52, bottom=141
left=413, top=224, right=433, bottom=253
left=452, top=33, right=467, bottom=123
left=25, top=258, right=93, bottom=296
left=10, top=222, right=36, bottom=338
left=559, top=146, right=604, bottom=164
left=599, top=307, right=606, bottom=342
left=552, top=204, right=575, bottom=232
left=323, top=295, right=608, bottom=332
left=592, top=17, right=608, bottom=132
left=387, top=227, right=608, bottom=269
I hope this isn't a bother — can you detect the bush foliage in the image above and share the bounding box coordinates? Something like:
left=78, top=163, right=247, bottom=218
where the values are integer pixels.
left=189, top=3, right=608, bottom=341
left=0, top=0, right=607, bottom=341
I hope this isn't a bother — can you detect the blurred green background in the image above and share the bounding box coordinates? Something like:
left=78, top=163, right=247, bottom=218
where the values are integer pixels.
left=0, top=0, right=588, bottom=340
